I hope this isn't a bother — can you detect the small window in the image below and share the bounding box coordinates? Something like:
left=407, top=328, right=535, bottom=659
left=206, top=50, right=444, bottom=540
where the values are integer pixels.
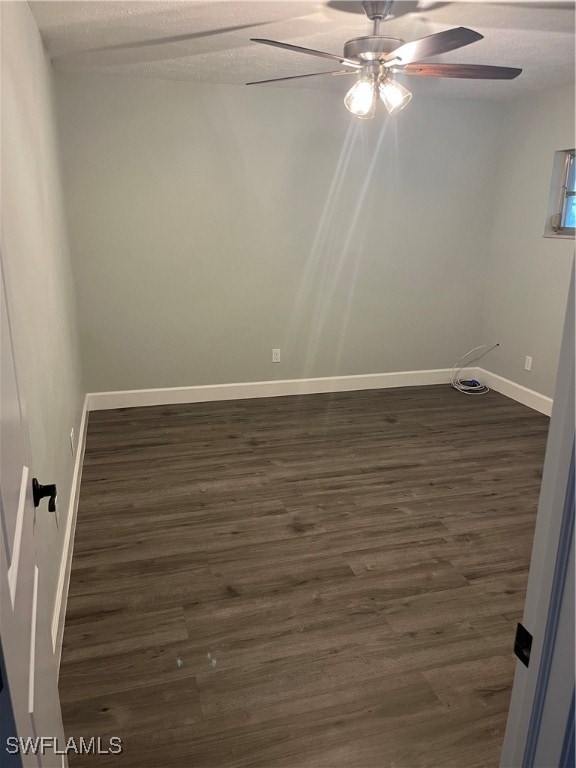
left=545, top=149, right=575, bottom=239
left=559, top=151, right=576, bottom=231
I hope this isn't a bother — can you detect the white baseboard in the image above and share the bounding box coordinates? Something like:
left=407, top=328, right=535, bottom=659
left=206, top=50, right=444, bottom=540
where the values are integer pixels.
left=52, top=395, right=88, bottom=669
left=86, top=368, right=552, bottom=415
left=476, top=368, right=553, bottom=416
left=86, top=368, right=473, bottom=411
left=86, top=368, right=552, bottom=416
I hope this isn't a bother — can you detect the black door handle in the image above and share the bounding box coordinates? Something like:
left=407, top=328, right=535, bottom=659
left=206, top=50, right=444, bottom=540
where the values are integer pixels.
left=32, top=478, right=57, bottom=512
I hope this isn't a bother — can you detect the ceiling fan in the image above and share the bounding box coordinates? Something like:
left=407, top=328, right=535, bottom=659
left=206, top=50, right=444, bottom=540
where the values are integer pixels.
left=247, top=0, right=522, bottom=118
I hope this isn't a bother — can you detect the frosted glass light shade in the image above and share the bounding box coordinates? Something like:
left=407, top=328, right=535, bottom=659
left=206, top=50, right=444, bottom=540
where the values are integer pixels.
left=378, top=79, right=412, bottom=115
left=344, top=79, right=377, bottom=119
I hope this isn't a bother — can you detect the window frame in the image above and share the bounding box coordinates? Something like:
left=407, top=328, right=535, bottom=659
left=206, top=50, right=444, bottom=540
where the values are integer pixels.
left=545, top=149, right=575, bottom=239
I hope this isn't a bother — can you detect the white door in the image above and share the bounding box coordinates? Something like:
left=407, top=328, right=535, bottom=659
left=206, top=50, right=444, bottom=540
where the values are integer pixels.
left=1, top=262, right=66, bottom=768
left=500, top=264, right=575, bottom=766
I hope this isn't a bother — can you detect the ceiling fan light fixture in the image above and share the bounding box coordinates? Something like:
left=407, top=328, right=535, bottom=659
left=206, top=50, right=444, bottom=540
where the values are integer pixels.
left=249, top=11, right=521, bottom=117
left=378, top=77, right=412, bottom=115
left=344, top=77, right=377, bottom=119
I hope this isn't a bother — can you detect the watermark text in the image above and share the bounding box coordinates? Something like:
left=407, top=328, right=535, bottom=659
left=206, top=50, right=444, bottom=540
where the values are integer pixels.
left=5, top=736, right=123, bottom=756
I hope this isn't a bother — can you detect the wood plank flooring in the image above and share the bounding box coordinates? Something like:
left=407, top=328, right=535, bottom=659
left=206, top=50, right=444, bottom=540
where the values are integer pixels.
left=59, top=386, right=549, bottom=767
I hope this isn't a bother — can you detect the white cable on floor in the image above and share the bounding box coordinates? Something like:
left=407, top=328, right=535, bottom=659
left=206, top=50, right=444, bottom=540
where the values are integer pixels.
left=450, top=343, right=499, bottom=395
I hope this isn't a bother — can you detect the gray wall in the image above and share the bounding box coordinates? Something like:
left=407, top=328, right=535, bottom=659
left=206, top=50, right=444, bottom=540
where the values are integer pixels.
left=1, top=3, right=83, bottom=612
left=482, top=85, right=575, bottom=398
left=55, top=73, right=502, bottom=392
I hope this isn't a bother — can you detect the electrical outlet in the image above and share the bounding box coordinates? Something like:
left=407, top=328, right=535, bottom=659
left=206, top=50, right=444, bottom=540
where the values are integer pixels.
left=272, top=348, right=281, bottom=363
left=524, top=356, right=533, bottom=371
left=70, top=428, right=75, bottom=456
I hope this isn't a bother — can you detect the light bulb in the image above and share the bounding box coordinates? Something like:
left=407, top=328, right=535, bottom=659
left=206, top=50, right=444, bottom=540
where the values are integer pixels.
left=344, top=79, right=376, bottom=119
left=378, top=78, right=412, bottom=115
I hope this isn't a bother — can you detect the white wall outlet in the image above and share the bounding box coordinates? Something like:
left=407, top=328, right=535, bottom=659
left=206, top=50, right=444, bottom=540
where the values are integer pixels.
left=272, top=348, right=281, bottom=363
left=70, top=427, right=75, bottom=456
left=524, top=356, right=533, bottom=371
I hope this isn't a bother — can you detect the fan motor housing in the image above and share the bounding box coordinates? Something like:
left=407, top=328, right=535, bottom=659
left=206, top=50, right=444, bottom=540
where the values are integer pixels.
left=343, top=35, right=404, bottom=61
left=361, top=1, right=395, bottom=21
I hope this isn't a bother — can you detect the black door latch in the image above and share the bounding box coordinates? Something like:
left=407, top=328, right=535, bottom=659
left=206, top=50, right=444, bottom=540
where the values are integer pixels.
left=32, top=478, right=57, bottom=512
left=514, top=622, right=533, bottom=668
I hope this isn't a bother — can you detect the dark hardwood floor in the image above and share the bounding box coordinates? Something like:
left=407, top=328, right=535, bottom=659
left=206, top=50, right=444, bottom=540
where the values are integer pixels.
left=59, top=385, right=549, bottom=767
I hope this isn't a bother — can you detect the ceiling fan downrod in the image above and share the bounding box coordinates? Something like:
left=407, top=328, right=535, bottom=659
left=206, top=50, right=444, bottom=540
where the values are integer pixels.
left=362, top=1, right=395, bottom=35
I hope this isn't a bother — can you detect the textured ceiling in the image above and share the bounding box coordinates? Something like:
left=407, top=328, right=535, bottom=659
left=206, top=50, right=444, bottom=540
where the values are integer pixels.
left=31, top=0, right=576, bottom=100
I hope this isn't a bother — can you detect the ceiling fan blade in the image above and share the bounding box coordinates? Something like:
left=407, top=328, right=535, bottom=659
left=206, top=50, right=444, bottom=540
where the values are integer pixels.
left=384, top=27, right=483, bottom=66
left=251, top=39, right=360, bottom=68
left=247, top=70, right=358, bottom=85
left=397, top=63, right=522, bottom=79
left=246, top=69, right=359, bottom=85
